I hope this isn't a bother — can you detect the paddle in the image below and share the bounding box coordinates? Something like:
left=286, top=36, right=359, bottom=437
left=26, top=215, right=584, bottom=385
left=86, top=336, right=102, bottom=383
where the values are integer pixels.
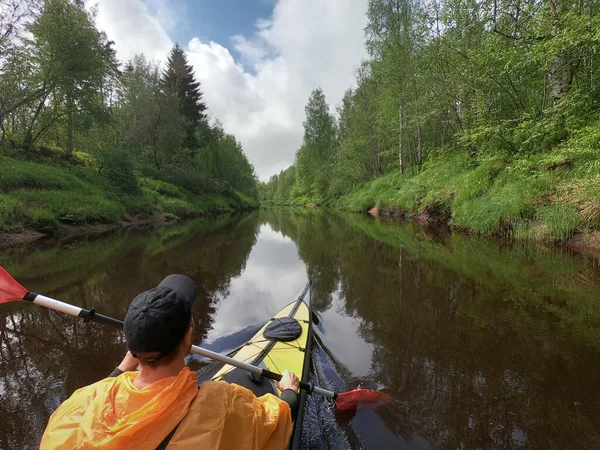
left=0, top=266, right=391, bottom=411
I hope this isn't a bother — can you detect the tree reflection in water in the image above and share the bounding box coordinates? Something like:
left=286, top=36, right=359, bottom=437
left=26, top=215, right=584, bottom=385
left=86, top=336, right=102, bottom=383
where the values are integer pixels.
left=2, top=209, right=600, bottom=449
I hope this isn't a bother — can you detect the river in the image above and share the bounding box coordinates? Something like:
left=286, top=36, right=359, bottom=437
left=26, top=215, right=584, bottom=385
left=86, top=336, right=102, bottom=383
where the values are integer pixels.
left=1, top=209, right=599, bottom=449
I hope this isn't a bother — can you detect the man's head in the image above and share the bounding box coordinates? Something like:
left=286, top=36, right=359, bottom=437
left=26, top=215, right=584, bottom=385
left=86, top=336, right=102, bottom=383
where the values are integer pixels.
left=124, top=274, right=197, bottom=366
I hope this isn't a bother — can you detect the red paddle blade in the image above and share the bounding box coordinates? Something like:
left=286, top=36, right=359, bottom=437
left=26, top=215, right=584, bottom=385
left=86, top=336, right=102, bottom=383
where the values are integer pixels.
left=0, top=266, right=28, bottom=304
left=335, top=389, right=393, bottom=410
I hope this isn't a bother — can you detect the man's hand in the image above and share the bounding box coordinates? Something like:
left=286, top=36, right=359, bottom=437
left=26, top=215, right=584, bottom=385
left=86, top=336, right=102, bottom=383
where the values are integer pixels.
left=276, top=370, right=300, bottom=394
left=117, top=351, right=139, bottom=372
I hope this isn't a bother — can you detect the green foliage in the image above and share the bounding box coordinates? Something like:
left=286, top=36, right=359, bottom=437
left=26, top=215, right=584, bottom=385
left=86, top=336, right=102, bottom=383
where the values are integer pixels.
left=294, top=88, right=338, bottom=198
left=0, top=156, right=74, bottom=191
left=73, top=151, right=95, bottom=167
left=140, top=177, right=185, bottom=199
left=96, top=149, right=139, bottom=194
left=336, top=144, right=600, bottom=240
left=514, top=205, right=582, bottom=241
left=162, top=43, right=207, bottom=149
left=0, top=5, right=258, bottom=235
left=121, top=195, right=155, bottom=217
left=28, top=209, right=59, bottom=232
left=12, top=189, right=124, bottom=224
left=26, top=0, right=115, bottom=153
left=0, top=156, right=255, bottom=234
left=261, top=0, right=600, bottom=245
left=0, top=197, right=21, bottom=232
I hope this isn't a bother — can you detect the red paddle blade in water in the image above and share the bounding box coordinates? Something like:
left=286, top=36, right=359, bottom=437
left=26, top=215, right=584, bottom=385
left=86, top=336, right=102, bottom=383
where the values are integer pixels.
left=0, top=266, right=28, bottom=304
left=335, top=389, right=392, bottom=410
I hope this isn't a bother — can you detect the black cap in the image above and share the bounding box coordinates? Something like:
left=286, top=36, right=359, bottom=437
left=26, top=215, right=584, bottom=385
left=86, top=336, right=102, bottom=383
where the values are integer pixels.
left=124, top=274, right=197, bottom=360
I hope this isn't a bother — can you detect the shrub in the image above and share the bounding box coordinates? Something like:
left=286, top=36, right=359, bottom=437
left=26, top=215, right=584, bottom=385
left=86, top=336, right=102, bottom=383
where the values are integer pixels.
left=140, top=178, right=185, bottom=199
left=157, top=197, right=196, bottom=218
left=96, top=149, right=140, bottom=194
left=122, top=194, right=155, bottom=217
left=38, top=144, right=66, bottom=159
left=73, top=151, right=96, bottom=168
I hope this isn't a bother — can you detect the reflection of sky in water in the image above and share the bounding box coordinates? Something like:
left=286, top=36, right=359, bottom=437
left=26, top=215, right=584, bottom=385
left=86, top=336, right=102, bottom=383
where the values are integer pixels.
left=204, top=224, right=307, bottom=341
left=204, top=224, right=375, bottom=380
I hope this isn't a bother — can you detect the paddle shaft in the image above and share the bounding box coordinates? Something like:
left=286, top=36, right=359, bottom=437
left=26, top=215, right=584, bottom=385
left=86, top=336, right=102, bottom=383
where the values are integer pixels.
left=23, top=291, right=336, bottom=400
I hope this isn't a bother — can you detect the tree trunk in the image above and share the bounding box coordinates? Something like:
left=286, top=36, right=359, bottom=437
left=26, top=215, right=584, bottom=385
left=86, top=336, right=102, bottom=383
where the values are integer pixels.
left=399, top=99, right=405, bottom=174
left=413, top=79, right=422, bottom=169
left=152, top=123, right=161, bottom=171
left=66, top=94, right=74, bottom=157
left=24, top=92, right=49, bottom=149
left=377, top=135, right=383, bottom=175
left=548, top=0, right=573, bottom=105
left=550, top=54, right=573, bottom=105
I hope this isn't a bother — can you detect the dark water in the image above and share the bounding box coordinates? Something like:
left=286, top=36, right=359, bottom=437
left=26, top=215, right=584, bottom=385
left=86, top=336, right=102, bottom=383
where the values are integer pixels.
left=1, top=210, right=600, bottom=449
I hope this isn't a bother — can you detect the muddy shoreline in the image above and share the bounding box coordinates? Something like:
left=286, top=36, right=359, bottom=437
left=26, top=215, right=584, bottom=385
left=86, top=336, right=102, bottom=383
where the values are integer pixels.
left=367, top=205, right=600, bottom=258
left=1, top=212, right=183, bottom=249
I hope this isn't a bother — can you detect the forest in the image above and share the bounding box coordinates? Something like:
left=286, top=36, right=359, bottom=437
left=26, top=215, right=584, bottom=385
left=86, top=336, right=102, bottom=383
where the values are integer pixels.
left=260, top=0, right=600, bottom=242
left=0, top=0, right=258, bottom=237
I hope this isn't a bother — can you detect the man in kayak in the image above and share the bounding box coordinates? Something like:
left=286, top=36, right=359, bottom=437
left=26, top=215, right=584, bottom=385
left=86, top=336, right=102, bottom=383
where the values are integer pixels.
left=40, top=275, right=300, bottom=450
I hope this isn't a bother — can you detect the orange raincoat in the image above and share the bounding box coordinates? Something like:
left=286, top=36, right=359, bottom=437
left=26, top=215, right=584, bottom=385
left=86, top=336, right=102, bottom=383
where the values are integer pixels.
left=40, top=367, right=293, bottom=450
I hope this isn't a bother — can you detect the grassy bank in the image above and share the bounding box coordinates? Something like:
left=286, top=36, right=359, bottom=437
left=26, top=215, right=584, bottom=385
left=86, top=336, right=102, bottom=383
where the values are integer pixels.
left=337, top=149, right=598, bottom=241
left=278, top=138, right=599, bottom=242
left=0, top=155, right=258, bottom=238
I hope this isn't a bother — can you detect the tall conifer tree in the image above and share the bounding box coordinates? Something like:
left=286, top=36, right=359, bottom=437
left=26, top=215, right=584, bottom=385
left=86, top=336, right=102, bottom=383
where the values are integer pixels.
left=162, top=43, right=207, bottom=149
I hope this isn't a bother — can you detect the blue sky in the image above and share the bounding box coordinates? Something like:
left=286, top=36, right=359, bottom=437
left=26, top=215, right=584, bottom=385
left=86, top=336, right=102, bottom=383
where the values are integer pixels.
left=143, top=0, right=273, bottom=63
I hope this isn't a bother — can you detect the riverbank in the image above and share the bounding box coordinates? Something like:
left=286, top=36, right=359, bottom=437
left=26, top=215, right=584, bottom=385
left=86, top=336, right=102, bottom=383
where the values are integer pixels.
left=0, top=155, right=258, bottom=247
left=268, top=144, right=600, bottom=251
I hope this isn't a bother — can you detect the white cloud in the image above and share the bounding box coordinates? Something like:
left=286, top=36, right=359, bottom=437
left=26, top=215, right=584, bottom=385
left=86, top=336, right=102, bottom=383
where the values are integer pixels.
left=143, top=0, right=185, bottom=34
left=89, top=0, right=368, bottom=179
left=89, top=0, right=172, bottom=63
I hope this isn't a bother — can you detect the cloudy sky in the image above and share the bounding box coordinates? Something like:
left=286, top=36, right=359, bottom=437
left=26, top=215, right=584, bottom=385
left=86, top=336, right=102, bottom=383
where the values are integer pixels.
left=88, top=0, right=368, bottom=180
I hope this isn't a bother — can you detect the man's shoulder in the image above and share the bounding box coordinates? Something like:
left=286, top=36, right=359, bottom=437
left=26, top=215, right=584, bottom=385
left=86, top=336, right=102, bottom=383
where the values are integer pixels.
left=196, top=380, right=242, bottom=397
left=69, top=376, right=116, bottom=400
left=192, top=380, right=266, bottom=407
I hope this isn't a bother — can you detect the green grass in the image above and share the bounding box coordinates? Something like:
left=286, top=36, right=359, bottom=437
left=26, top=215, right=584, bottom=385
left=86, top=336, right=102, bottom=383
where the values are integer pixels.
left=514, top=205, right=582, bottom=241
left=337, top=145, right=600, bottom=241
left=0, top=156, right=110, bottom=192
left=0, top=156, right=258, bottom=234
left=0, top=196, right=20, bottom=232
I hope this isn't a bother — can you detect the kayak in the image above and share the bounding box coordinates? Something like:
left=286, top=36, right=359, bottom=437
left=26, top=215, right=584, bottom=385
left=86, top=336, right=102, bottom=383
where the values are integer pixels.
left=211, top=283, right=312, bottom=450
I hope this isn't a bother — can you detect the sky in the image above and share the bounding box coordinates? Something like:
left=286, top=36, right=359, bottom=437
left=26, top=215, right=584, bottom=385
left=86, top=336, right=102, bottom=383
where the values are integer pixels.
left=87, top=0, right=368, bottom=180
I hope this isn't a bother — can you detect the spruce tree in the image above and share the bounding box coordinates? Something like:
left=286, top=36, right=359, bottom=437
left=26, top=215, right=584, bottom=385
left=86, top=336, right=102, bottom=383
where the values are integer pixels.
left=162, top=43, right=207, bottom=149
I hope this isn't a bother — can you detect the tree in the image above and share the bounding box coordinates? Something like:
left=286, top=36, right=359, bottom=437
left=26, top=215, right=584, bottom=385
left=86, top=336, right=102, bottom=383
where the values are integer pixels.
left=367, top=0, right=424, bottom=172
left=294, top=88, right=337, bottom=197
left=118, top=55, right=184, bottom=171
left=162, top=43, right=207, bottom=151
left=330, top=87, right=377, bottom=196
left=17, top=0, right=114, bottom=154
left=0, top=3, right=258, bottom=207
left=0, top=0, right=41, bottom=142
left=0, top=0, right=40, bottom=71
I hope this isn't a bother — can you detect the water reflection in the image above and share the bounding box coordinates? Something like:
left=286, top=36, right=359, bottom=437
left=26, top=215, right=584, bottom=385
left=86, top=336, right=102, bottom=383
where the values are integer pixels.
left=0, top=214, right=260, bottom=449
left=262, top=208, right=600, bottom=449
left=2, top=208, right=600, bottom=449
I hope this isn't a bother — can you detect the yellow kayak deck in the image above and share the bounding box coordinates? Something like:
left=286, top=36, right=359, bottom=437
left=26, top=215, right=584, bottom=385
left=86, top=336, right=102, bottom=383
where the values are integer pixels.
left=212, top=286, right=311, bottom=394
